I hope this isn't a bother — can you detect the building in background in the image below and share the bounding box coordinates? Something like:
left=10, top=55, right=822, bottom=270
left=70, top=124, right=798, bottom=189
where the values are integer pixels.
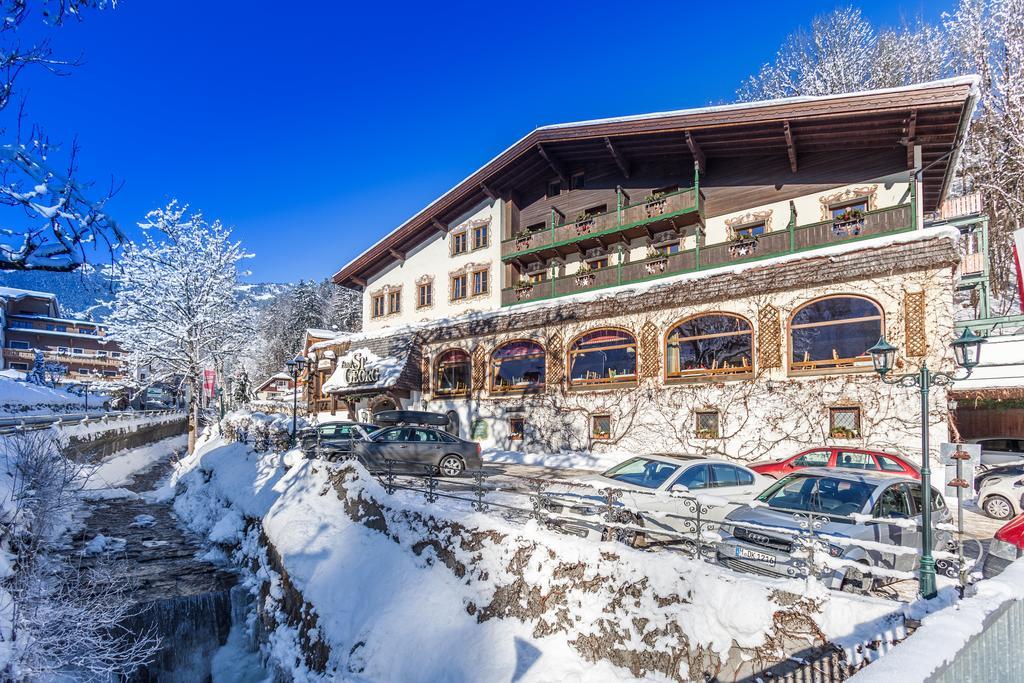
left=0, top=286, right=127, bottom=382
left=309, top=78, right=994, bottom=465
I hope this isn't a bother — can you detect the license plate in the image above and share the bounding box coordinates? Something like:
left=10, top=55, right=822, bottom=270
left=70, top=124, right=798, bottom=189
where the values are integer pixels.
left=735, top=547, right=777, bottom=567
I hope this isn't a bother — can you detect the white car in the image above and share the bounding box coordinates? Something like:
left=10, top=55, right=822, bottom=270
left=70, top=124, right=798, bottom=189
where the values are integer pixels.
left=968, top=437, right=1024, bottom=467
left=544, top=454, right=772, bottom=545
left=977, top=469, right=1024, bottom=520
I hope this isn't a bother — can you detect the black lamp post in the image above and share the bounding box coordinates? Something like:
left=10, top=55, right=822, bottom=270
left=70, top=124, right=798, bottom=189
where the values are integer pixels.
left=284, top=355, right=309, bottom=440
left=867, top=327, right=985, bottom=599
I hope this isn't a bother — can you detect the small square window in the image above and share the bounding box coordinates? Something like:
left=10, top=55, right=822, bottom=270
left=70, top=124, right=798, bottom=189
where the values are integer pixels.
left=829, top=407, right=861, bottom=439
left=451, top=231, right=469, bottom=255
left=695, top=411, right=720, bottom=439
left=591, top=414, right=611, bottom=440
left=547, top=180, right=562, bottom=198
left=417, top=282, right=433, bottom=308
left=509, top=417, right=524, bottom=441
left=571, top=172, right=585, bottom=190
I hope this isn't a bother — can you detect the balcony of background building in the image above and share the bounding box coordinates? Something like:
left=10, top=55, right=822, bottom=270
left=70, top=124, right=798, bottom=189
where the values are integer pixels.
left=3, top=347, right=125, bottom=369
left=502, top=202, right=914, bottom=306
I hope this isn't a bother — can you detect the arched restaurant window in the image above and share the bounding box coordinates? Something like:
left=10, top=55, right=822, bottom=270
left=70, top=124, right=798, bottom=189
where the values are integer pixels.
left=434, top=349, right=471, bottom=396
left=492, top=340, right=545, bottom=392
left=665, top=313, right=754, bottom=380
left=568, top=329, right=637, bottom=387
left=790, top=295, right=882, bottom=372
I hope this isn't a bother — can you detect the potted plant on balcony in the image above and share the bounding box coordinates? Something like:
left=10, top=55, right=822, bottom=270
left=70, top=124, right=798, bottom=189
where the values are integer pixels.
left=644, top=193, right=668, bottom=218
left=574, top=212, right=596, bottom=235
left=644, top=246, right=669, bottom=274
left=574, top=262, right=595, bottom=287
left=515, top=233, right=533, bottom=251
left=728, top=231, right=759, bottom=258
left=514, top=277, right=536, bottom=300
left=831, top=207, right=865, bottom=237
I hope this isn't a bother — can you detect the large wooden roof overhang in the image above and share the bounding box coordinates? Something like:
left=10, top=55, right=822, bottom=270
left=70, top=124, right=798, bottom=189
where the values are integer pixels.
left=334, top=77, right=979, bottom=288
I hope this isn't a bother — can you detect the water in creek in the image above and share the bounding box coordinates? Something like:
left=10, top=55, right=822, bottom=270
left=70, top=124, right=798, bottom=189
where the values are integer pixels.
left=61, top=445, right=272, bottom=682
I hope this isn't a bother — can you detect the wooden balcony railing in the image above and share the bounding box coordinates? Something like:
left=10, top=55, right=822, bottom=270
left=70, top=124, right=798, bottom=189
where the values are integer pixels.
left=500, top=203, right=914, bottom=306
left=501, top=187, right=703, bottom=259
left=3, top=348, right=124, bottom=368
left=960, top=252, right=985, bottom=275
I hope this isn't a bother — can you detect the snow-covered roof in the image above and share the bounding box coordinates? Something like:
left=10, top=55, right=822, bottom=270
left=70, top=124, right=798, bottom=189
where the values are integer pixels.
left=255, top=372, right=294, bottom=392
left=5, top=328, right=118, bottom=343
left=7, top=313, right=105, bottom=327
left=332, top=76, right=979, bottom=287
left=0, top=286, right=57, bottom=301
left=951, top=333, right=1024, bottom=392
left=320, top=334, right=420, bottom=396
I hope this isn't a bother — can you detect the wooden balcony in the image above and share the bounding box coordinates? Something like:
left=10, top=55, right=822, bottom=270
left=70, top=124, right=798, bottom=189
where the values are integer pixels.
left=500, top=203, right=914, bottom=306
left=960, top=252, right=985, bottom=276
left=501, top=187, right=704, bottom=260
left=3, top=348, right=124, bottom=369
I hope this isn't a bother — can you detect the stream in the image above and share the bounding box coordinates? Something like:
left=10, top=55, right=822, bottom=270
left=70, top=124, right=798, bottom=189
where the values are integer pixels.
left=60, top=443, right=271, bottom=682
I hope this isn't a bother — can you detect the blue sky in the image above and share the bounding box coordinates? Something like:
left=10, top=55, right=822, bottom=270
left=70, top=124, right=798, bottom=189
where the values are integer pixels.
left=11, top=0, right=950, bottom=283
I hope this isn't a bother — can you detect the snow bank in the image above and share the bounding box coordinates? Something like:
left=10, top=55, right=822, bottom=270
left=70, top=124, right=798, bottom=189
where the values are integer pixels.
left=0, top=376, right=99, bottom=414
left=171, top=434, right=917, bottom=681
left=851, top=560, right=1024, bottom=681
left=81, top=434, right=187, bottom=491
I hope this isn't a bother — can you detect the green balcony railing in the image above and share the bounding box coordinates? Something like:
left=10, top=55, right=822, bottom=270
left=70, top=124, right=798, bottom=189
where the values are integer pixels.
left=501, top=186, right=704, bottom=260
left=499, top=203, right=914, bottom=306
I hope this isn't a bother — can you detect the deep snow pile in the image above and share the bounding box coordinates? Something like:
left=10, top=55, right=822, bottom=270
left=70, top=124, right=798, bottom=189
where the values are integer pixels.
left=0, top=376, right=101, bottom=415
left=170, top=435, right=917, bottom=682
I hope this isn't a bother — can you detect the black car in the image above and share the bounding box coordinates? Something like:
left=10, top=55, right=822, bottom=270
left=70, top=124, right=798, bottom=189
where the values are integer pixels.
left=299, top=421, right=377, bottom=460
left=351, top=425, right=482, bottom=477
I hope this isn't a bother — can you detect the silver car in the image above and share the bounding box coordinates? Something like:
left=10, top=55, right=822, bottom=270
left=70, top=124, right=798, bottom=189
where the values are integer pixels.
left=350, top=425, right=482, bottom=477
left=715, top=469, right=953, bottom=591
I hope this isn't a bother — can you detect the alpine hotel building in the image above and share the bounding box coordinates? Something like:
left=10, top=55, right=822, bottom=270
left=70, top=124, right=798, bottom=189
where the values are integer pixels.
left=309, top=77, right=983, bottom=466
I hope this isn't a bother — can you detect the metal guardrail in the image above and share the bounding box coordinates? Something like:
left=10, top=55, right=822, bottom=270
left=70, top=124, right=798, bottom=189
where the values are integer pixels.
left=0, top=409, right=186, bottom=434
left=927, top=597, right=1024, bottom=682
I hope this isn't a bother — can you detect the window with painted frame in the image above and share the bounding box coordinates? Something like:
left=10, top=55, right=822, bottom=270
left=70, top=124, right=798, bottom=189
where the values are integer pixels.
left=451, top=274, right=468, bottom=301
left=451, top=230, right=469, bottom=256
left=472, top=224, right=489, bottom=250
left=387, top=290, right=401, bottom=315
left=371, top=294, right=386, bottom=318
left=417, top=282, right=433, bottom=309
left=472, top=268, right=489, bottom=296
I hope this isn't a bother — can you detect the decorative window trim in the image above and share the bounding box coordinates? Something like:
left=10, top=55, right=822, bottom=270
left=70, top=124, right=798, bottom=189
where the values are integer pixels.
left=369, top=284, right=402, bottom=319
left=450, top=230, right=470, bottom=256
left=416, top=277, right=434, bottom=310
left=664, top=312, right=755, bottom=382
left=591, top=413, right=611, bottom=440
left=819, top=186, right=877, bottom=221
left=386, top=288, right=402, bottom=315
left=724, top=210, right=773, bottom=236
left=787, top=294, right=884, bottom=376
left=828, top=405, right=863, bottom=440
left=449, top=262, right=491, bottom=303
left=695, top=410, right=721, bottom=439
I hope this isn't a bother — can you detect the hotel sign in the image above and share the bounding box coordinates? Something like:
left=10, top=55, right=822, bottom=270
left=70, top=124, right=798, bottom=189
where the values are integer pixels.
left=340, top=353, right=380, bottom=385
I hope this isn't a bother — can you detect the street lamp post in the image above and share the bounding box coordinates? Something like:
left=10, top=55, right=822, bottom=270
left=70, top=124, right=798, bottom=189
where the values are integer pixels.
left=867, top=328, right=985, bottom=599
left=284, top=356, right=308, bottom=441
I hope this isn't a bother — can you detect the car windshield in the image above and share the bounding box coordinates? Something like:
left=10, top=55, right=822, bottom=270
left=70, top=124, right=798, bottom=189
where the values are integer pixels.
left=602, top=457, right=680, bottom=489
left=757, top=474, right=875, bottom=516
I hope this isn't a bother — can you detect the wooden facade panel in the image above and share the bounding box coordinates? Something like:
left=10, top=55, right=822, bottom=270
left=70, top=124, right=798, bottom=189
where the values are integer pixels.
left=955, top=408, right=1024, bottom=442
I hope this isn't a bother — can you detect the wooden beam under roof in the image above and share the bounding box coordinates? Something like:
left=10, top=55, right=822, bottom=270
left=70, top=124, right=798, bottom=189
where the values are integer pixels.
left=603, top=137, right=631, bottom=178
left=783, top=121, right=798, bottom=173
left=905, top=109, right=918, bottom=168
left=431, top=217, right=448, bottom=234
left=685, top=131, right=706, bottom=174
left=350, top=276, right=366, bottom=288
left=536, top=143, right=568, bottom=183
left=388, top=248, right=405, bottom=263
left=479, top=182, right=498, bottom=200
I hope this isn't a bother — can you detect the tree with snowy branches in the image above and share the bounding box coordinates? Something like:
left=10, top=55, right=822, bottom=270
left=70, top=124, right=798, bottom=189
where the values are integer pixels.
left=0, top=1, right=125, bottom=273
left=103, top=201, right=255, bottom=452
left=738, top=1, right=1024, bottom=313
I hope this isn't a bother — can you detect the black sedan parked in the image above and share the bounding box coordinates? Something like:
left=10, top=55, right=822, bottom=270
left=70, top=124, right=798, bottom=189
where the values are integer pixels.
left=351, top=426, right=482, bottom=477
left=299, top=421, right=377, bottom=460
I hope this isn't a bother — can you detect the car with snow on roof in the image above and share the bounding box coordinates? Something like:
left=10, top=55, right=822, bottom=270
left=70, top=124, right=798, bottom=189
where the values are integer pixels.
left=714, top=469, right=954, bottom=592
left=541, top=454, right=771, bottom=548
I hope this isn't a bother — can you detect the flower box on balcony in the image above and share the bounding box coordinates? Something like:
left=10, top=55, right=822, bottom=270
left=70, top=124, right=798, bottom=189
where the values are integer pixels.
left=574, top=272, right=596, bottom=288
left=644, top=196, right=668, bottom=218
left=644, top=256, right=669, bottom=275
left=574, top=214, right=596, bottom=235
left=831, top=208, right=865, bottom=237
left=728, top=236, right=759, bottom=258
left=514, top=285, right=535, bottom=301
left=515, top=235, right=533, bottom=251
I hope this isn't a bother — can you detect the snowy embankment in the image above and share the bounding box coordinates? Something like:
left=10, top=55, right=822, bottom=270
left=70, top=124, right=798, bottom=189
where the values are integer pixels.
left=59, top=409, right=184, bottom=442
left=0, top=375, right=102, bottom=415
left=171, top=435, right=916, bottom=682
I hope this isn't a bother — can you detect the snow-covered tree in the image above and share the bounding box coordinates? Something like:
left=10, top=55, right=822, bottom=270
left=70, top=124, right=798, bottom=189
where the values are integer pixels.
left=0, top=1, right=124, bottom=273
left=103, top=201, right=255, bottom=452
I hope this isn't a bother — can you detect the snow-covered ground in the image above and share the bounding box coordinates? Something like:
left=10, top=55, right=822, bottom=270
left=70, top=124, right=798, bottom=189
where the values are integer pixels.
left=482, top=446, right=623, bottom=471
left=0, top=375, right=104, bottom=415
left=82, top=434, right=188, bottom=492
left=169, top=433, right=946, bottom=681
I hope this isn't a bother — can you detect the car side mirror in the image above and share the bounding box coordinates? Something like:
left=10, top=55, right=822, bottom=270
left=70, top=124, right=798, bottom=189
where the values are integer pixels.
left=671, top=484, right=689, bottom=493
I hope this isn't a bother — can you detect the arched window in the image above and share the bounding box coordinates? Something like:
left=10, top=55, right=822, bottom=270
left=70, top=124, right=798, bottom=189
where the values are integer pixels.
left=665, top=313, right=754, bottom=380
left=790, top=296, right=882, bottom=372
left=492, top=340, right=545, bottom=392
left=568, top=329, right=637, bottom=387
left=434, top=349, right=471, bottom=396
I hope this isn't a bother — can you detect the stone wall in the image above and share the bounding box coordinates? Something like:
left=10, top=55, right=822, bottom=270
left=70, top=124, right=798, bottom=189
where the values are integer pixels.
left=65, top=415, right=188, bottom=461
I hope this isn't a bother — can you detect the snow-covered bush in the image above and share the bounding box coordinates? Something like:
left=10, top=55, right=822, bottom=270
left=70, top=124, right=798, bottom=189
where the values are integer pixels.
left=219, top=409, right=306, bottom=452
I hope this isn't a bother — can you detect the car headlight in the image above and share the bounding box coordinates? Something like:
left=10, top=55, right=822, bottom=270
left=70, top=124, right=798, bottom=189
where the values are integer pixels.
left=1014, top=479, right=1024, bottom=488
left=984, top=477, right=1004, bottom=487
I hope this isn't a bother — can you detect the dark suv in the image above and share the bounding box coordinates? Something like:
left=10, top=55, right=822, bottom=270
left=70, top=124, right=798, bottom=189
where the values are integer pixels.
left=299, top=421, right=377, bottom=460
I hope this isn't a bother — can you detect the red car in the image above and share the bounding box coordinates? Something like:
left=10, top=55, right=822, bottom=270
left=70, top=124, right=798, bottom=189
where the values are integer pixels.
left=751, top=447, right=920, bottom=480
left=982, top=513, right=1024, bottom=577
